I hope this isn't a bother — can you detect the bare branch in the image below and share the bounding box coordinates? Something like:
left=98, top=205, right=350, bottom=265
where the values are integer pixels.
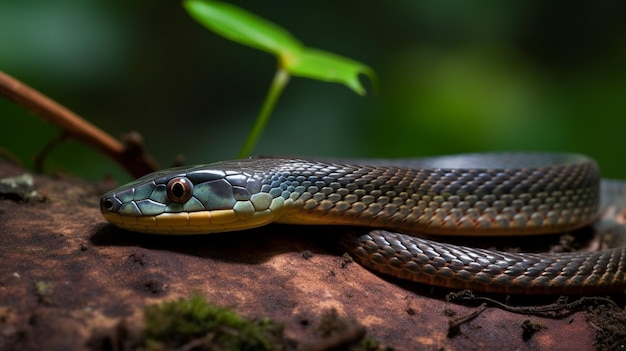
left=0, top=70, right=159, bottom=178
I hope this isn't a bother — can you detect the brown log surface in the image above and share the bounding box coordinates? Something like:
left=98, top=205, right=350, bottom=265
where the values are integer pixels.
left=0, top=158, right=622, bottom=351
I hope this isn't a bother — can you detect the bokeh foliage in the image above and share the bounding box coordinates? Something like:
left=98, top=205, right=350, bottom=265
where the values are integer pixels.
left=2, top=1, right=626, bottom=182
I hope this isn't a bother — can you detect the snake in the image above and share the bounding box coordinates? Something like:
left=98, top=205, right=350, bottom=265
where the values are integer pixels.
left=99, top=153, right=626, bottom=295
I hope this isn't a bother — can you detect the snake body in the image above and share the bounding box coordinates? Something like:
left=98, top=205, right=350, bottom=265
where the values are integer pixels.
left=100, top=153, right=626, bottom=294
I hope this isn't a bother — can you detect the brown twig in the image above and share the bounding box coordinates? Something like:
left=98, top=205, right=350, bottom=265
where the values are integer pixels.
left=446, top=290, right=620, bottom=318
left=0, top=70, right=159, bottom=178
left=447, top=303, right=487, bottom=338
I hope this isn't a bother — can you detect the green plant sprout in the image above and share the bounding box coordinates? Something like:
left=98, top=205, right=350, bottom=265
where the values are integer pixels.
left=184, top=0, right=377, bottom=158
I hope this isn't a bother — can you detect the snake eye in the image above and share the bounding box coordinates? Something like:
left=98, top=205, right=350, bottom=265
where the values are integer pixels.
left=166, top=177, right=194, bottom=203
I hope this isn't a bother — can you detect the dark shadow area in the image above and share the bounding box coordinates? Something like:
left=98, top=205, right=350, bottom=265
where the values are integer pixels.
left=91, top=223, right=335, bottom=265
left=92, top=221, right=598, bottom=262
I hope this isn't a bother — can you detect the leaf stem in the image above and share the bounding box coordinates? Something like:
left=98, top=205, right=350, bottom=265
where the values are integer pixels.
left=237, top=67, right=290, bottom=158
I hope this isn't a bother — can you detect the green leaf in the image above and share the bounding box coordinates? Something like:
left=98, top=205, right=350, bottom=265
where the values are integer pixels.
left=184, top=0, right=303, bottom=61
left=184, top=0, right=376, bottom=95
left=287, top=48, right=377, bottom=96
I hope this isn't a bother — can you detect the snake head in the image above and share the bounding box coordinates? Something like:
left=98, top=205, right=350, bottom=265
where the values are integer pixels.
left=100, top=161, right=280, bottom=234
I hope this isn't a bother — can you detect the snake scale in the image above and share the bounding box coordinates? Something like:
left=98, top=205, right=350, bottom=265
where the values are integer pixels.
left=100, top=153, right=626, bottom=294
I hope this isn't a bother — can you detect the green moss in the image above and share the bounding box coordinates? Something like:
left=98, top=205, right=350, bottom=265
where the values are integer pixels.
left=142, top=294, right=284, bottom=351
left=360, top=336, right=395, bottom=351
left=34, top=280, right=53, bottom=305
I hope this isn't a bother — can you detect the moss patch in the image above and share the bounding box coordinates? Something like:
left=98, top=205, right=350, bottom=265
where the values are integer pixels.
left=142, top=294, right=284, bottom=351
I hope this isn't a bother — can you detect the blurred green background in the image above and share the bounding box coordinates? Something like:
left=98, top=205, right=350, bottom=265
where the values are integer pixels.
left=2, top=1, right=626, bottom=183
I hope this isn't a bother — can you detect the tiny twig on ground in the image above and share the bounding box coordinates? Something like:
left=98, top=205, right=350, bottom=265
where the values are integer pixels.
left=447, top=290, right=620, bottom=318
left=447, top=303, right=487, bottom=338
left=0, top=71, right=158, bottom=178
